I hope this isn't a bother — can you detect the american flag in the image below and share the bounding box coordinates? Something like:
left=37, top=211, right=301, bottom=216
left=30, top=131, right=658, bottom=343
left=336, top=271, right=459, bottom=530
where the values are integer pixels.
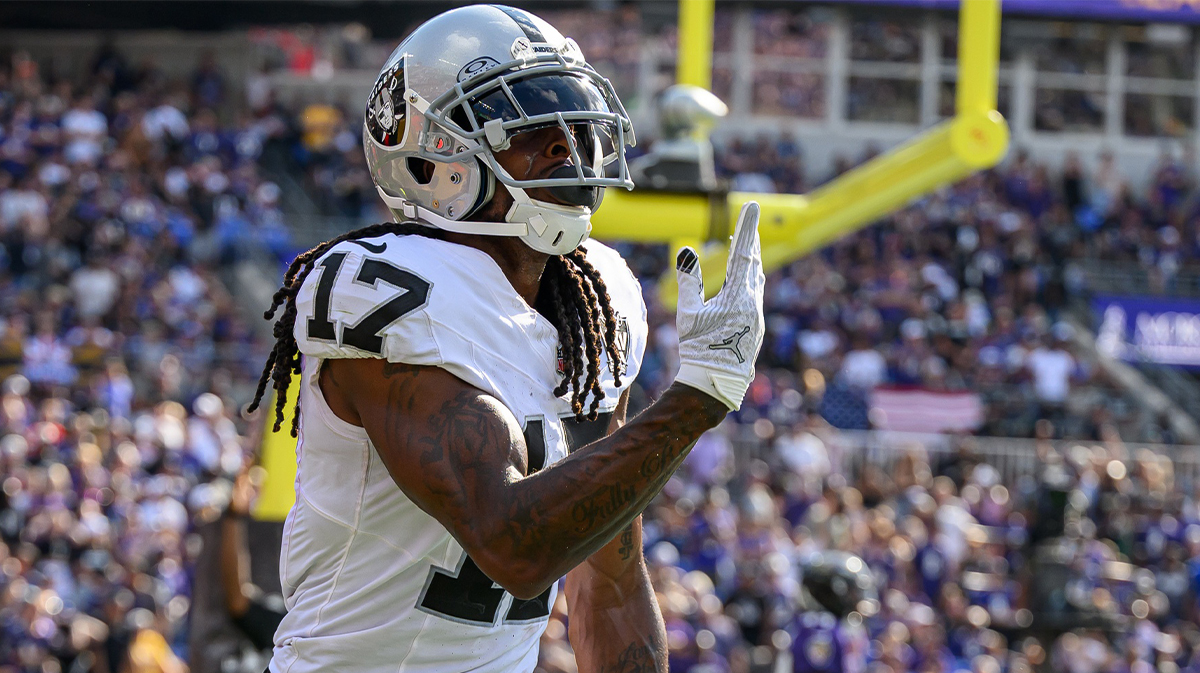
left=868, top=387, right=984, bottom=434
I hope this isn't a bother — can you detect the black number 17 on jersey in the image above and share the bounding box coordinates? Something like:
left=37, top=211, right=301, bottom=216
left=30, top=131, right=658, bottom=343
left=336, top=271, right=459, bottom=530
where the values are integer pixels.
left=307, top=249, right=431, bottom=354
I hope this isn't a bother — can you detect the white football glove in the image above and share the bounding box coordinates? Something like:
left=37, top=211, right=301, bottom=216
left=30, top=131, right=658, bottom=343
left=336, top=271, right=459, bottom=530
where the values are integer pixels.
left=674, top=201, right=766, bottom=410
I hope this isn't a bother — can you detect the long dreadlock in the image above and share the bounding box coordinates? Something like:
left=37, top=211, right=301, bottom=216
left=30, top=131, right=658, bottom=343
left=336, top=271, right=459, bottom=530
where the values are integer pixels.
left=247, top=221, right=624, bottom=437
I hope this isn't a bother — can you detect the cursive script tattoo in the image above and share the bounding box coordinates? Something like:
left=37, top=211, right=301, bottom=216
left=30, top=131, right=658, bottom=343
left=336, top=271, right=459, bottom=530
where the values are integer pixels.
left=605, top=644, right=658, bottom=673
left=573, top=484, right=638, bottom=532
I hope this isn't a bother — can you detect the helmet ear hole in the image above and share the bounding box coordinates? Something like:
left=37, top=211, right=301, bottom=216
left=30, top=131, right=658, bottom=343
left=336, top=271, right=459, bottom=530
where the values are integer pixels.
left=407, top=157, right=435, bottom=185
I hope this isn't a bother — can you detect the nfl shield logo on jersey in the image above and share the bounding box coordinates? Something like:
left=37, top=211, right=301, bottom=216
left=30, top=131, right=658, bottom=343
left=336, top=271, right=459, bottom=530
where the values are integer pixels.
left=609, top=315, right=630, bottom=377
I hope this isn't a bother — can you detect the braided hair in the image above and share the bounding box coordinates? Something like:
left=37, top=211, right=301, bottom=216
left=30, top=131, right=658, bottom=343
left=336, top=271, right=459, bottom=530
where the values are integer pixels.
left=248, top=221, right=624, bottom=437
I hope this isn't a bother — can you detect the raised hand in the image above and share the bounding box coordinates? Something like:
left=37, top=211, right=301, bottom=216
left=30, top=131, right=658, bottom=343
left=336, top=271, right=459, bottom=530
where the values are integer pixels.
left=673, top=202, right=766, bottom=410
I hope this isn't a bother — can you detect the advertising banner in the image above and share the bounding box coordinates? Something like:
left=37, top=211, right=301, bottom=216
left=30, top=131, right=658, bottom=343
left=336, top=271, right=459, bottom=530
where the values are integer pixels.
left=1094, top=295, right=1200, bottom=367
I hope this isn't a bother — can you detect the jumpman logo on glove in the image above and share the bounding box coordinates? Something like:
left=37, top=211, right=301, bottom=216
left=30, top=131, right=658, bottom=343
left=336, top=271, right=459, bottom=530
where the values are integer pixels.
left=674, top=201, right=766, bottom=410
left=708, top=326, right=752, bottom=364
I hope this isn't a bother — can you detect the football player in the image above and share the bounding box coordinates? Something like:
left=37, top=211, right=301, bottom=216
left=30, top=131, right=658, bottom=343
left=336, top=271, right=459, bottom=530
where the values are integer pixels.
left=782, top=552, right=879, bottom=673
left=247, top=5, right=766, bottom=673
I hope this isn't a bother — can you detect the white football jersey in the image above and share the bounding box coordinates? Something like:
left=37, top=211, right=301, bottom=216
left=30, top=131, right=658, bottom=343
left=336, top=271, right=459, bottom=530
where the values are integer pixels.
left=268, top=233, right=647, bottom=673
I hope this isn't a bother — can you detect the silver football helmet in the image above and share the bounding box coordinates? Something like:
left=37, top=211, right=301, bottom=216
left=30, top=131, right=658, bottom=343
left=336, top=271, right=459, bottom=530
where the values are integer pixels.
left=364, top=4, right=636, bottom=255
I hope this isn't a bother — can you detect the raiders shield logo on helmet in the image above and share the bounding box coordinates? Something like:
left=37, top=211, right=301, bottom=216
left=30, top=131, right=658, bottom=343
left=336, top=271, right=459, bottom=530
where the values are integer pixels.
left=366, top=60, right=406, bottom=146
left=376, top=96, right=395, bottom=132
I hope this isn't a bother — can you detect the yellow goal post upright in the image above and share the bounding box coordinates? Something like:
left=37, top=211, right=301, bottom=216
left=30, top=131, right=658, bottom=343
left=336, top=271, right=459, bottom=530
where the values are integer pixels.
left=252, top=377, right=301, bottom=522
left=588, top=0, right=1010, bottom=305
left=677, top=0, right=715, bottom=92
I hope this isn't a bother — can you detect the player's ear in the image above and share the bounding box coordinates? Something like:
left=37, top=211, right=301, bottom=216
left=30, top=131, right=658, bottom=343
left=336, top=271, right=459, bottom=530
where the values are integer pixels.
left=407, top=158, right=436, bottom=185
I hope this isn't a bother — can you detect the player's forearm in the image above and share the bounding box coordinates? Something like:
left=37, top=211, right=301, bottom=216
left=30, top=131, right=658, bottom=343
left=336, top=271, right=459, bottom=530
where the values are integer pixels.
left=358, top=360, right=725, bottom=599
left=565, top=521, right=667, bottom=673
left=474, top=384, right=725, bottom=597
left=566, top=563, right=666, bottom=673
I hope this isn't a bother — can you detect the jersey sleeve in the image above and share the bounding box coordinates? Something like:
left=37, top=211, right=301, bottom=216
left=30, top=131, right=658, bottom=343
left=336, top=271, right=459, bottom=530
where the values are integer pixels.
left=292, top=239, right=444, bottom=367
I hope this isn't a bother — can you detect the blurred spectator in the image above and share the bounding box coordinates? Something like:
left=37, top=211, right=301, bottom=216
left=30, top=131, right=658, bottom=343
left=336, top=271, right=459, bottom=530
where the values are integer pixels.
left=191, top=51, right=227, bottom=111
left=299, top=104, right=342, bottom=155
left=24, top=313, right=76, bottom=387
left=70, top=254, right=120, bottom=321
left=219, top=464, right=286, bottom=657
left=839, top=333, right=887, bottom=391
left=62, top=94, right=108, bottom=166
left=1026, top=325, right=1078, bottom=419
left=143, top=92, right=191, bottom=146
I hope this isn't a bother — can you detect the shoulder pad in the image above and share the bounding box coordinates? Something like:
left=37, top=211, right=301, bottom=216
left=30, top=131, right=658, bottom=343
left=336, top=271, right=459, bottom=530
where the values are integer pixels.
left=294, top=234, right=438, bottom=365
left=293, top=235, right=556, bottom=378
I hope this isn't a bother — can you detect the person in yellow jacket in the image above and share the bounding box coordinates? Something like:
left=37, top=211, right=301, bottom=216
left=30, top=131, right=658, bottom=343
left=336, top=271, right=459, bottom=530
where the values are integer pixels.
left=124, top=609, right=188, bottom=673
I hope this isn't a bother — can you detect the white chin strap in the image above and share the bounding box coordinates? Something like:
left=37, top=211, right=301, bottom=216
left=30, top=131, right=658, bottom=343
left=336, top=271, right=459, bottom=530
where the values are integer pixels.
left=375, top=184, right=592, bottom=256
left=504, top=183, right=592, bottom=255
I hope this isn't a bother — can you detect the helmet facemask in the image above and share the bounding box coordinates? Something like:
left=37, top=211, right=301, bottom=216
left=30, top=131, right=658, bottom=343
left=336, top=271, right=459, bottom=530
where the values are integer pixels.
left=368, top=46, right=636, bottom=256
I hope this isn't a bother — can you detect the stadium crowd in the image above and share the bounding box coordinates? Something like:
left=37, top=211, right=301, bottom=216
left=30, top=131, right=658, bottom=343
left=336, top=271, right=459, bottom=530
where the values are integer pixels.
left=560, top=132, right=1200, bottom=671
left=1, top=24, right=1200, bottom=673
left=623, top=140, right=1194, bottom=446
left=0, top=47, right=274, bottom=671
left=539, top=424, right=1200, bottom=673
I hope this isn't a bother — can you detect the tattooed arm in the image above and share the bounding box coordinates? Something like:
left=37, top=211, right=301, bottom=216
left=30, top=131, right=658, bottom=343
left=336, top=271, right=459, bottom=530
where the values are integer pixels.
left=320, top=357, right=726, bottom=599
left=566, top=391, right=667, bottom=673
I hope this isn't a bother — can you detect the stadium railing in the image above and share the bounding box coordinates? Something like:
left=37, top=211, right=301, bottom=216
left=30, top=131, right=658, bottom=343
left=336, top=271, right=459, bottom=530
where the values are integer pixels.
left=734, top=427, right=1200, bottom=488
left=1080, top=259, right=1200, bottom=299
